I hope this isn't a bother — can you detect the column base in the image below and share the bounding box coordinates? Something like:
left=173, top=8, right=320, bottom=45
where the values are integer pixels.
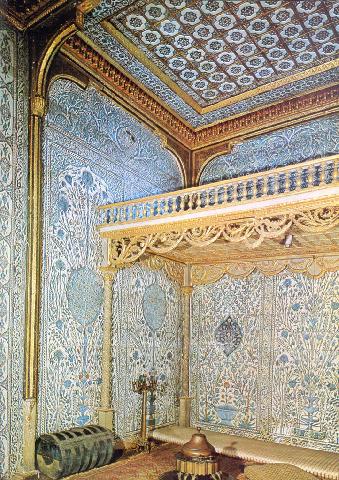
left=22, top=398, right=37, bottom=471
left=179, top=396, right=192, bottom=427
left=12, top=471, right=40, bottom=480
left=98, top=407, right=115, bottom=431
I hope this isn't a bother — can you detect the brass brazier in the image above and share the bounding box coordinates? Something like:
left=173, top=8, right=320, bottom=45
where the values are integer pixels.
left=176, top=428, right=221, bottom=479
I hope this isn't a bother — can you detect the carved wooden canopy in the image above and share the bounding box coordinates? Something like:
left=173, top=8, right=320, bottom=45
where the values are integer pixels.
left=98, top=157, right=339, bottom=282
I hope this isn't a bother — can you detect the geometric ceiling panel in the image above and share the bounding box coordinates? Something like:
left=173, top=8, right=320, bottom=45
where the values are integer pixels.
left=108, top=0, right=339, bottom=111
left=82, top=0, right=339, bottom=127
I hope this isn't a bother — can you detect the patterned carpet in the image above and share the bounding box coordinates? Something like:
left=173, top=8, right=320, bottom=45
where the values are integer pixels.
left=66, top=443, right=245, bottom=480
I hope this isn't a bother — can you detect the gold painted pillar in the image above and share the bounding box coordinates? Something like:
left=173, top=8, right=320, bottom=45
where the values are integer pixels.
left=98, top=269, right=116, bottom=431
left=17, top=97, right=46, bottom=479
left=15, top=6, right=102, bottom=479
left=179, top=275, right=193, bottom=427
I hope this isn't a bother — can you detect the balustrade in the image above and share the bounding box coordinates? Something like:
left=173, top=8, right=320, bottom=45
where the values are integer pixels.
left=98, top=156, right=338, bottom=227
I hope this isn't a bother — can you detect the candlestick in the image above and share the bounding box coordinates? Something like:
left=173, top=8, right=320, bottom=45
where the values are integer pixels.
left=132, top=371, right=159, bottom=452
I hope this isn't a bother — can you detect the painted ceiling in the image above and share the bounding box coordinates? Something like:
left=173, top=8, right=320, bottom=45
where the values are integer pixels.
left=84, top=0, right=339, bottom=127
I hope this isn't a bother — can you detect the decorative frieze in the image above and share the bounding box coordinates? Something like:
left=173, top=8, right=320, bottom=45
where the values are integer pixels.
left=63, top=35, right=194, bottom=146
left=191, top=256, right=339, bottom=284
left=63, top=34, right=339, bottom=150
left=103, top=206, right=339, bottom=268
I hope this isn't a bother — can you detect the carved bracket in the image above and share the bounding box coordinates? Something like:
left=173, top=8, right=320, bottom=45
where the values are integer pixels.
left=140, top=256, right=185, bottom=286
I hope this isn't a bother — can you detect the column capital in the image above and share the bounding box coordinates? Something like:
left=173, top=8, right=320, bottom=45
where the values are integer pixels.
left=181, top=285, right=193, bottom=296
left=31, top=96, right=46, bottom=117
left=100, top=266, right=118, bottom=281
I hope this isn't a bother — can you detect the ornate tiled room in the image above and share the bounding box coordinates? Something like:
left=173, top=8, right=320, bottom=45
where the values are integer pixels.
left=0, top=1, right=338, bottom=479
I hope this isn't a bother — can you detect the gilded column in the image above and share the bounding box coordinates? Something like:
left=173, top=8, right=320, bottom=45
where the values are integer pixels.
left=18, top=96, right=46, bottom=478
left=98, top=269, right=116, bottom=431
left=16, top=7, right=101, bottom=479
left=179, top=284, right=193, bottom=427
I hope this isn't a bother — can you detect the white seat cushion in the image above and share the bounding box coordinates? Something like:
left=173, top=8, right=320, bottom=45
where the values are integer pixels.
left=245, top=463, right=319, bottom=480
left=150, top=426, right=339, bottom=480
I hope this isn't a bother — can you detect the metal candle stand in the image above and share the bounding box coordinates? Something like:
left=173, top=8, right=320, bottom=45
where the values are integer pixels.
left=132, top=372, right=158, bottom=452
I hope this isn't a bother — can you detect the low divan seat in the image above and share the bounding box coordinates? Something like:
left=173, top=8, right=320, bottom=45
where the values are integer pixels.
left=243, top=463, right=320, bottom=480
left=149, top=426, right=339, bottom=480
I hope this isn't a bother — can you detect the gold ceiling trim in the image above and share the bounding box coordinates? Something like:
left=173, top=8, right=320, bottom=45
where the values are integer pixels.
left=193, top=83, right=339, bottom=134
left=102, top=20, right=339, bottom=116
left=193, top=102, right=339, bottom=151
left=76, top=0, right=101, bottom=27
left=0, top=7, right=25, bottom=30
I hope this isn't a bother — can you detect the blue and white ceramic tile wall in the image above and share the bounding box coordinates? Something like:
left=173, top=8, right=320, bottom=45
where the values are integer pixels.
left=38, top=79, right=183, bottom=436
left=200, top=113, right=339, bottom=183
left=191, top=270, right=338, bottom=452
left=0, top=20, right=28, bottom=479
left=112, top=265, right=181, bottom=438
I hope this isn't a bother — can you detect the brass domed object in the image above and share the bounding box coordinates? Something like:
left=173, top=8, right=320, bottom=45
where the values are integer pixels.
left=176, top=428, right=221, bottom=478
left=181, top=428, right=216, bottom=458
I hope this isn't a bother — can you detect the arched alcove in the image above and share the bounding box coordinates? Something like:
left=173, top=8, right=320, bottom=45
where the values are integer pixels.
left=199, top=114, right=339, bottom=185
left=38, top=78, right=184, bottom=434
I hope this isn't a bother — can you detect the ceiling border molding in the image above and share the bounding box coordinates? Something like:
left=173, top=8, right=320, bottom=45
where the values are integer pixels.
left=193, top=85, right=339, bottom=148
left=61, top=34, right=339, bottom=150
left=84, top=7, right=339, bottom=127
